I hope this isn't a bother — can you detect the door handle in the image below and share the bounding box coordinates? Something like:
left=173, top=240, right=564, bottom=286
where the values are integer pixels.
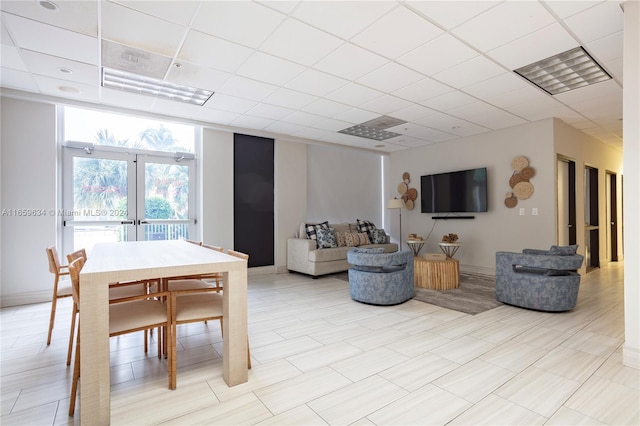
left=121, top=220, right=134, bottom=225
left=138, top=220, right=149, bottom=225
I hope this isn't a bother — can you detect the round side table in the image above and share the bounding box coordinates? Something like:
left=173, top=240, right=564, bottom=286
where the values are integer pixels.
left=438, top=242, right=461, bottom=258
left=407, top=240, right=425, bottom=257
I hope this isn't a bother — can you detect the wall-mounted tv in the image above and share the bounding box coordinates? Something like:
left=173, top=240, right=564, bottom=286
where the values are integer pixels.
left=421, top=167, right=488, bottom=213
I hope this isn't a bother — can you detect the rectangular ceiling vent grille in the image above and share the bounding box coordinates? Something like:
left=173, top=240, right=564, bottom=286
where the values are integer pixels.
left=338, top=115, right=406, bottom=141
left=514, top=46, right=611, bottom=95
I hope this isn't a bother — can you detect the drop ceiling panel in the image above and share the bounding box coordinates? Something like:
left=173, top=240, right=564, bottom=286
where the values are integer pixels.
left=586, top=31, right=623, bottom=63
left=110, top=0, right=200, bottom=26
left=0, top=1, right=98, bottom=36
left=33, top=74, right=99, bottom=101
left=397, top=33, right=479, bottom=76
left=259, top=19, right=343, bottom=66
left=463, top=73, right=529, bottom=99
left=236, top=52, right=306, bottom=86
left=101, top=1, right=187, bottom=58
left=449, top=103, right=527, bottom=129
left=0, top=67, right=38, bottom=92
left=246, top=103, right=295, bottom=121
left=285, top=69, right=349, bottom=97
left=231, top=114, right=275, bottom=130
left=563, top=2, right=623, bottom=44
left=452, top=1, right=556, bottom=52
left=204, top=94, right=257, bottom=114
left=292, top=1, right=396, bottom=40
left=263, top=121, right=305, bottom=135
left=21, top=50, right=98, bottom=86
left=351, top=6, right=444, bottom=59
left=541, top=1, right=601, bottom=20
left=433, top=56, right=506, bottom=88
left=2, top=14, right=98, bottom=65
left=302, top=98, right=351, bottom=117
left=178, top=31, right=253, bottom=73
left=192, top=1, right=286, bottom=48
left=406, top=1, right=500, bottom=30
left=262, top=88, right=318, bottom=110
left=218, top=76, right=278, bottom=101
left=1, top=22, right=14, bottom=46
left=391, top=104, right=438, bottom=122
left=421, top=91, right=478, bottom=111
left=165, top=61, right=231, bottom=92
left=487, top=23, right=579, bottom=70
left=313, top=43, right=387, bottom=80
left=359, top=62, right=424, bottom=93
left=281, top=110, right=325, bottom=127
left=333, top=108, right=380, bottom=125
left=189, top=106, right=239, bottom=125
left=325, top=83, right=384, bottom=106
left=101, top=87, right=157, bottom=110
left=361, top=95, right=413, bottom=115
left=1, top=46, right=27, bottom=71
left=312, top=118, right=353, bottom=132
left=391, top=77, right=453, bottom=103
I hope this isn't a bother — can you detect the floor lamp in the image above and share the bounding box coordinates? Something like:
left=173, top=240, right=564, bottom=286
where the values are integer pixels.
left=387, top=198, right=404, bottom=250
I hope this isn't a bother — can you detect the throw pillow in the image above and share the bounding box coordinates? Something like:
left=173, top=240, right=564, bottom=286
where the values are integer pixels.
left=549, top=244, right=578, bottom=256
left=357, top=232, right=371, bottom=245
left=305, top=221, right=329, bottom=240
left=369, top=228, right=387, bottom=244
left=335, top=232, right=346, bottom=247
left=356, top=219, right=377, bottom=234
left=316, top=228, right=337, bottom=249
left=344, top=232, right=361, bottom=247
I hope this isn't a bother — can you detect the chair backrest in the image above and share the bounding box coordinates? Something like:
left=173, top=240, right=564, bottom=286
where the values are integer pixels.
left=68, top=257, right=86, bottom=305
left=186, top=240, right=202, bottom=246
left=66, top=249, right=87, bottom=264
left=46, top=245, right=62, bottom=274
left=227, top=249, right=249, bottom=260
left=203, top=244, right=223, bottom=252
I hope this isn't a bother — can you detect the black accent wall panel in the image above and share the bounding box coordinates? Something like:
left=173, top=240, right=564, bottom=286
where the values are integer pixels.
left=233, top=134, right=274, bottom=267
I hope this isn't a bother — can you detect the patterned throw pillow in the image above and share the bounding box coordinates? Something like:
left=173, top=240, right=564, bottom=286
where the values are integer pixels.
left=316, top=228, right=337, bottom=249
left=305, top=221, right=329, bottom=240
left=335, top=232, right=347, bottom=247
left=356, top=219, right=377, bottom=234
left=344, top=232, right=361, bottom=247
left=357, top=232, right=371, bottom=245
left=369, top=228, right=387, bottom=244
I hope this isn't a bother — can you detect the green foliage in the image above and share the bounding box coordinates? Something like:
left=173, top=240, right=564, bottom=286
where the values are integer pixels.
left=145, top=196, right=174, bottom=219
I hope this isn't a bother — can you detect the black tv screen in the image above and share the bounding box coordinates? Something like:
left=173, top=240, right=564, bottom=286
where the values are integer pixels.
left=421, top=167, right=488, bottom=213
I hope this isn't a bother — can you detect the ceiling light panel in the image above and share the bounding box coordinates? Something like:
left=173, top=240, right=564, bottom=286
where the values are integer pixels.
left=514, top=46, right=611, bottom=95
left=101, top=67, right=213, bottom=106
left=338, top=124, right=402, bottom=141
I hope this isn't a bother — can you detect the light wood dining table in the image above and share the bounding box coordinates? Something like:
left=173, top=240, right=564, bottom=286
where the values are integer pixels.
left=79, top=240, right=248, bottom=425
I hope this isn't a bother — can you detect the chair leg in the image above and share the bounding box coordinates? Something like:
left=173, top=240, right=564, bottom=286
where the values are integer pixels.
left=144, top=329, right=148, bottom=353
left=66, top=304, right=77, bottom=366
left=47, top=278, right=59, bottom=345
left=69, top=325, right=80, bottom=416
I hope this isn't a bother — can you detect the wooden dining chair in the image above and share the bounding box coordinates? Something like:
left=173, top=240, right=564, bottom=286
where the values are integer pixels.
left=67, top=257, right=173, bottom=416
left=45, top=246, right=73, bottom=347
left=169, top=248, right=251, bottom=389
left=166, top=243, right=224, bottom=292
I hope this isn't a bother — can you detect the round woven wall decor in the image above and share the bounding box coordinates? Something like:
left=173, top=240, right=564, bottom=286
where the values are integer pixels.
left=397, top=182, right=408, bottom=195
left=521, top=166, right=536, bottom=179
left=407, top=187, right=418, bottom=201
left=504, top=196, right=518, bottom=208
left=513, top=181, right=534, bottom=199
left=405, top=199, right=414, bottom=210
left=509, top=172, right=527, bottom=188
left=511, top=156, right=529, bottom=171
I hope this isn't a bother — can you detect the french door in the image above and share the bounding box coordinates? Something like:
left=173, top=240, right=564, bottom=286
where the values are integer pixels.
left=62, top=146, right=196, bottom=255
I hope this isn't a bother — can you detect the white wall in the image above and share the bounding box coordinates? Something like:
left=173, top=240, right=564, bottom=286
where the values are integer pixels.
left=1, top=97, right=57, bottom=305
left=389, top=119, right=557, bottom=275
left=307, top=144, right=383, bottom=225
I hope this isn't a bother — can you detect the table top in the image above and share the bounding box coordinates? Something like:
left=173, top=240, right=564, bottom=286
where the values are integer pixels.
left=82, top=240, right=245, bottom=282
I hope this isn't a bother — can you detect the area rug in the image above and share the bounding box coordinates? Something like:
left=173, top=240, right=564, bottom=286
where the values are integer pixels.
left=331, top=271, right=502, bottom=315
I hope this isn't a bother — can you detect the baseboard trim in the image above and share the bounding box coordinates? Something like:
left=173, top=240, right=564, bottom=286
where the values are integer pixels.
left=1, top=290, right=51, bottom=308
left=461, top=264, right=495, bottom=277
left=248, top=265, right=277, bottom=276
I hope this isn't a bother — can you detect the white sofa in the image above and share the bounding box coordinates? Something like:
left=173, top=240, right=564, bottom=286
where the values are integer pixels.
left=287, top=222, right=398, bottom=277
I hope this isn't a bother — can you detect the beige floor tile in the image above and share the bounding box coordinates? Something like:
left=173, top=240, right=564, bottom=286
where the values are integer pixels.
left=379, top=353, right=460, bottom=392
left=345, top=327, right=410, bottom=351
left=254, top=405, right=328, bottom=425
left=433, top=359, right=515, bottom=403
left=448, top=394, right=546, bottom=425
left=366, top=383, right=471, bottom=425
left=0, top=401, right=58, bottom=426
left=331, top=347, right=409, bottom=382
left=593, top=348, right=640, bottom=389
left=468, top=321, right=527, bottom=344
left=495, top=367, right=580, bottom=417
left=479, top=341, right=547, bottom=373
left=561, top=330, right=623, bottom=357
left=286, top=341, right=363, bottom=372
left=250, top=335, right=323, bottom=363
left=384, top=330, right=451, bottom=357
left=430, top=335, right=496, bottom=364
left=254, top=367, right=352, bottom=415
left=534, top=346, right=605, bottom=382
left=546, top=407, right=606, bottom=425
left=307, top=375, right=408, bottom=425
left=389, top=314, right=447, bottom=335
left=427, top=316, right=487, bottom=339
left=306, top=323, right=371, bottom=344
left=564, top=375, right=640, bottom=425
left=512, top=326, right=571, bottom=350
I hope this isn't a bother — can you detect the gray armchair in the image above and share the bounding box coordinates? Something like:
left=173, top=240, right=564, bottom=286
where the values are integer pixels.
left=495, top=246, right=584, bottom=312
left=347, top=249, right=414, bottom=305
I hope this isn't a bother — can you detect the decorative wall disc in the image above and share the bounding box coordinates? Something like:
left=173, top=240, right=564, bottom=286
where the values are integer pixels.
left=402, top=172, right=410, bottom=181
left=504, top=196, right=517, bottom=208
left=407, top=187, right=418, bottom=201
left=521, top=166, right=536, bottom=179
left=509, top=172, right=527, bottom=188
left=513, top=181, right=534, bottom=199
left=405, top=199, right=414, bottom=210
left=511, top=156, right=529, bottom=171
left=397, top=182, right=408, bottom=195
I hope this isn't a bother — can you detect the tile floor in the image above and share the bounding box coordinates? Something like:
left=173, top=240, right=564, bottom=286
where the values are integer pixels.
left=1, top=261, right=638, bottom=425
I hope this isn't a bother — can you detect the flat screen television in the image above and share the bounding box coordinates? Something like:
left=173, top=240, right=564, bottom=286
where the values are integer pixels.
left=421, top=167, right=488, bottom=213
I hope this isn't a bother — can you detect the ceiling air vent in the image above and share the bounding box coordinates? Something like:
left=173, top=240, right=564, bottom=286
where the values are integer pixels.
left=338, top=115, right=407, bottom=141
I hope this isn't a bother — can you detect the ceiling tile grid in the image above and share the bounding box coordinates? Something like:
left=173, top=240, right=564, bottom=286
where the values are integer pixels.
left=0, top=0, right=624, bottom=151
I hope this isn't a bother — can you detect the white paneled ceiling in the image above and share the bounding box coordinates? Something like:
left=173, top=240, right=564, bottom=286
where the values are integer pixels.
left=0, top=0, right=624, bottom=151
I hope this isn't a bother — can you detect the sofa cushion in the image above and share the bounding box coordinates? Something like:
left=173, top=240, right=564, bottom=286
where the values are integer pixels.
left=369, top=228, right=387, bottom=244
left=356, top=219, right=377, bottom=234
left=316, top=228, right=337, bottom=249
left=305, top=221, right=329, bottom=240
left=332, top=222, right=350, bottom=233
left=308, top=246, right=352, bottom=262
left=335, top=232, right=347, bottom=247
left=352, top=247, right=385, bottom=254
left=549, top=244, right=578, bottom=255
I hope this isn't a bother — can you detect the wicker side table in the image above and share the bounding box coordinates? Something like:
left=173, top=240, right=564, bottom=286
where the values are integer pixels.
left=414, top=257, right=460, bottom=290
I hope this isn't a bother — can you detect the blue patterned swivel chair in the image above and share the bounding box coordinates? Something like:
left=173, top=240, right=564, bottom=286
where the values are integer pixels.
left=495, top=245, right=584, bottom=312
left=347, top=249, right=414, bottom=305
